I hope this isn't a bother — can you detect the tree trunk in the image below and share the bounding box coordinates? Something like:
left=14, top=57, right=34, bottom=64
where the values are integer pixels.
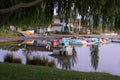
left=93, top=14, right=99, bottom=30
left=115, top=17, right=120, bottom=30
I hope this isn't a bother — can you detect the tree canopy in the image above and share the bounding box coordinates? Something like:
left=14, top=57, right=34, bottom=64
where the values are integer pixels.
left=0, top=0, right=120, bottom=31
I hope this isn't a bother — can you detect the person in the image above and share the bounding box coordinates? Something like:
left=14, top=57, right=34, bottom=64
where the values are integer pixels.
left=86, top=28, right=91, bottom=34
left=46, top=44, right=51, bottom=50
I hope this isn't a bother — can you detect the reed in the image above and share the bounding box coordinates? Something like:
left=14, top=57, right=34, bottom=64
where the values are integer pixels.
left=4, top=54, right=22, bottom=64
left=13, top=58, right=22, bottom=64
left=42, top=57, right=49, bottom=66
left=26, top=56, right=56, bottom=67
left=48, top=60, right=56, bottom=68
left=4, top=54, right=13, bottom=63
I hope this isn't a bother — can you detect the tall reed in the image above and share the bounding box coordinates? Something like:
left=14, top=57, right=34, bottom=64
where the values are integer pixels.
left=4, top=54, right=22, bottom=64
left=26, top=56, right=56, bottom=67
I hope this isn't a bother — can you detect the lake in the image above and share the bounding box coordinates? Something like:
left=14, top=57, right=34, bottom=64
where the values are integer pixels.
left=0, top=39, right=120, bottom=76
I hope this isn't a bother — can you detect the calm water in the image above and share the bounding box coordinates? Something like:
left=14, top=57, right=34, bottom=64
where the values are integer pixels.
left=0, top=40, right=120, bottom=76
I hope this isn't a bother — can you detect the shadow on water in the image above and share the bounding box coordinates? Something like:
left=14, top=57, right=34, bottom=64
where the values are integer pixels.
left=49, top=50, right=77, bottom=70
left=90, top=44, right=99, bottom=71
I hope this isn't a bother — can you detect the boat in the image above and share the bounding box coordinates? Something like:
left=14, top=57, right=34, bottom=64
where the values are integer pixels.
left=69, top=39, right=88, bottom=45
left=111, top=39, right=120, bottom=43
left=17, top=30, right=34, bottom=37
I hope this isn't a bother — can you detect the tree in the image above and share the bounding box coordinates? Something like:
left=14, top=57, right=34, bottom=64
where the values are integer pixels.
left=0, top=0, right=120, bottom=32
left=0, top=0, right=53, bottom=28
left=0, top=0, right=44, bottom=14
left=90, top=44, right=99, bottom=70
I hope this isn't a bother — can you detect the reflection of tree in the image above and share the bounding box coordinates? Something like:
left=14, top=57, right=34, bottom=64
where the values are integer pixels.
left=22, top=48, right=33, bottom=59
left=58, top=58, right=71, bottom=70
left=90, top=44, right=99, bottom=71
left=51, top=53, right=77, bottom=70
left=57, top=47, right=77, bottom=70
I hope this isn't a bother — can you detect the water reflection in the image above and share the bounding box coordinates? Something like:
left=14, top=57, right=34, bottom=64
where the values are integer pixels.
left=50, top=53, right=77, bottom=70
left=90, top=44, right=99, bottom=71
left=1, top=40, right=120, bottom=76
left=0, top=41, right=24, bottom=51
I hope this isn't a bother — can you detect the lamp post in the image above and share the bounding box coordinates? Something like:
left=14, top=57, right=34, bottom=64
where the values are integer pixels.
left=77, top=14, right=82, bottom=32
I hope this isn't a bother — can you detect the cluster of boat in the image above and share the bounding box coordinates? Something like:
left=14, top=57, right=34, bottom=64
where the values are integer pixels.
left=50, top=36, right=111, bottom=47
left=47, top=36, right=110, bottom=56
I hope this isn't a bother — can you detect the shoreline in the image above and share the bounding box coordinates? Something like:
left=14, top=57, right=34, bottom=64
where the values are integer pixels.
left=0, top=34, right=120, bottom=42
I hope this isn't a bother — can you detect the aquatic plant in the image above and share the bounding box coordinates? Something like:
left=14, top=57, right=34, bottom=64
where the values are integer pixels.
left=13, top=58, right=22, bottom=64
left=4, top=54, right=22, bottom=64
left=42, top=57, right=49, bottom=66
left=26, top=56, right=56, bottom=68
left=4, top=54, right=13, bottom=63
left=27, top=56, right=40, bottom=65
left=48, top=60, right=56, bottom=68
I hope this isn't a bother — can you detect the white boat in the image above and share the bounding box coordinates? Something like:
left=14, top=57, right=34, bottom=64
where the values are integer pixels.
left=111, top=39, right=120, bottom=43
left=17, top=30, right=34, bottom=37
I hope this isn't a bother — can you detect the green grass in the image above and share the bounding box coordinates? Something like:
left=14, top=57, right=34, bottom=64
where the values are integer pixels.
left=0, top=63, right=120, bottom=80
left=0, top=30, right=19, bottom=37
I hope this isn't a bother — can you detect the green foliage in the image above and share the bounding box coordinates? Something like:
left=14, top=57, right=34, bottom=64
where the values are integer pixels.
left=0, top=0, right=120, bottom=31
left=0, top=0, right=55, bottom=27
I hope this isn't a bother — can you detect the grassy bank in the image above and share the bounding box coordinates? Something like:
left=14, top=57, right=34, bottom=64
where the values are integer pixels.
left=0, top=30, right=19, bottom=37
left=0, top=63, right=120, bottom=80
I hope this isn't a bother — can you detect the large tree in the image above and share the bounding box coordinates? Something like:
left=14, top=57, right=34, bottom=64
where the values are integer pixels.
left=0, top=0, right=120, bottom=31
left=0, top=0, right=53, bottom=28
